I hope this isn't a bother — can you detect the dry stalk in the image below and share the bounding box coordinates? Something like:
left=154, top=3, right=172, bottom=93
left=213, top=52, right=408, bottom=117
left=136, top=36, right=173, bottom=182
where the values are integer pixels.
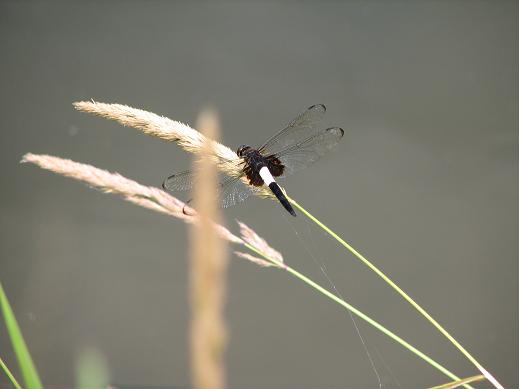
left=190, top=110, right=228, bottom=389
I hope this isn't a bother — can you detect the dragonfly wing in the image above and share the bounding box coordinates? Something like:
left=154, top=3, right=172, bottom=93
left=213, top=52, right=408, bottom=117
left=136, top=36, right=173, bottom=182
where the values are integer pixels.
left=162, top=170, right=256, bottom=209
left=270, top=126, right=344, bottom=177
left=162, top=170, right=195, bottom=191
left=258, top=104, right=327, bottom=156
left=162, top=153, right=243, bottom=192
left=218, top=175, right=258, bottom=208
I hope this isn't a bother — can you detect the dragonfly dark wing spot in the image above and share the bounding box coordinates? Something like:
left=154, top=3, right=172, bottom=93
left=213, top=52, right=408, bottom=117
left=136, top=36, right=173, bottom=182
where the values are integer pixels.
left=265, top=155, right=285, bottom=177
left=249, top=174, right=263, bottom=187
left=243, top=164, right=264, bottom=186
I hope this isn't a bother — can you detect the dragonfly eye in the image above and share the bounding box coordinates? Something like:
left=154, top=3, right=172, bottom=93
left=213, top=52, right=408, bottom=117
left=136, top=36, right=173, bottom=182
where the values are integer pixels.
left=237, top=145, right=249, bottom=157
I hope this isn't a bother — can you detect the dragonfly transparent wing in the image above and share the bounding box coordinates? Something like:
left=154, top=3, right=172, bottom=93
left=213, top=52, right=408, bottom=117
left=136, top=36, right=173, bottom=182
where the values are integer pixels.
left=162, top=170, right=195, bottom=192
left=162, top=153, right=243, bottom=192
left=268, top=126, right=344, bottom=177
left=162, top=170, right=256, bottom=209
left=258, top=104, right=327, bottom=156
left=218, top=175, right=258, bottom=208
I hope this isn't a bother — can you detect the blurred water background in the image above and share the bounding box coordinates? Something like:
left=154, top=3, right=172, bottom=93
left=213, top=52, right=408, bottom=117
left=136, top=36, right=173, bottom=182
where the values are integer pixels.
left=1, top=2, right=518, bottom=388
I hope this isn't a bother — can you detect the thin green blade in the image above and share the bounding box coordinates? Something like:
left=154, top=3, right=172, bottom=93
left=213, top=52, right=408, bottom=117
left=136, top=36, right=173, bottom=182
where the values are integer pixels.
left=0, top=282, right=43, bottom=389
left=0, top=357, right=22, bottom=389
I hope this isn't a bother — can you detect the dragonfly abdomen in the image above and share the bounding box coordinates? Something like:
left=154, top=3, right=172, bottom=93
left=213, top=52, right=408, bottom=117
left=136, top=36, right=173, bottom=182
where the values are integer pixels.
left=266, top=179, right=297, bottom=217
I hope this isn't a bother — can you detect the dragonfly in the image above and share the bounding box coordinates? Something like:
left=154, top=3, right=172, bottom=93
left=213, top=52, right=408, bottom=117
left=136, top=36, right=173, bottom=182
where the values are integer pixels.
left=162, top=104, right=344, bottom=217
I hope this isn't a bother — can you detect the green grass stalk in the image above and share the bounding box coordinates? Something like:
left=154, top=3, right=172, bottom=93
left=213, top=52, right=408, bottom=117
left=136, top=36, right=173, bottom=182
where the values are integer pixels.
left=0, top=282, right=43, bottom=389
left=0, top=357, right=22, bottom=389
left=287, top=195, right=502, bottom=389
left=241, top=242, right=472, bottom=388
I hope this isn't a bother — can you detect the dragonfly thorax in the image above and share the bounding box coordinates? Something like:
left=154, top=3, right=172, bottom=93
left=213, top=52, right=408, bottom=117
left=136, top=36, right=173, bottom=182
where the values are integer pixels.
left=238, top=147, right=266, bottom=171
left=236, top=145, right=252, bottom=157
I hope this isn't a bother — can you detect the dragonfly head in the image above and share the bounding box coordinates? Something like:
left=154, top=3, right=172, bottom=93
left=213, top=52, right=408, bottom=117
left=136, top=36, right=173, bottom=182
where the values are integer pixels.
left=236, top=145, right=251, bottom=157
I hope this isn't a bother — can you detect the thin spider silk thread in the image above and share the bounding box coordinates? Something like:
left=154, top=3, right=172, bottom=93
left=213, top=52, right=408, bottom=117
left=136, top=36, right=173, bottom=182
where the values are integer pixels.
left=373, top=343, right=402, bottom=388
left=300, top=216, right=383, bottom=389
left=281, top=213, right=383, bottom=389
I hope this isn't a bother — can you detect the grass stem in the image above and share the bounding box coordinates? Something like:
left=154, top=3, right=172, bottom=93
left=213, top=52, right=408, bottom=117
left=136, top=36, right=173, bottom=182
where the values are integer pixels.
left=287, top=195, right=502, bottom=389
left=0, top=357, right=22, bottom=389
left=241, top=242, right=471, bottom=387
left=0, top=282, right=43, bottom=389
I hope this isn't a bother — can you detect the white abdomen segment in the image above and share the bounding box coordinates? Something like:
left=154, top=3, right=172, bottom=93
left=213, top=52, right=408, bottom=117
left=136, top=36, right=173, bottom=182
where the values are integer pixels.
left=259, top=165, right=296, bottom=216
left=259, top=166, right=275, bottom=186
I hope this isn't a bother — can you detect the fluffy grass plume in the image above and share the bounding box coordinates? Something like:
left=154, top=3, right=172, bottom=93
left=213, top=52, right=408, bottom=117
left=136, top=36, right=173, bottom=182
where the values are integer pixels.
left=73, top=100, right=273, bottom=200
